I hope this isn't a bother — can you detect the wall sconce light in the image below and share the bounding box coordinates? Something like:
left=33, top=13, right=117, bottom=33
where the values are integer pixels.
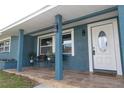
left=82, top=29, right=86, bottom=36
left=53, top=24, right=58, bottom=33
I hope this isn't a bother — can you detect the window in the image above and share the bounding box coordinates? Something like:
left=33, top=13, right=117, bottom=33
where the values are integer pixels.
left=98, top=31, right=107, bottom=52
left=0, top=42, right=4, bottom=53
left=37, top=29, right=74, bottom=56
left=63, top=33, right=72, bottom=54
left=39, top=37, right=53, bottom=55
left=0, top=39, right=10, bottom=53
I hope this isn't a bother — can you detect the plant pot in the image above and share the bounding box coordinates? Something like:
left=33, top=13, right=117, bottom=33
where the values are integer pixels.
left=30, top=59, right=34, bottom=63
left=47, top=57, right=51, bottom=61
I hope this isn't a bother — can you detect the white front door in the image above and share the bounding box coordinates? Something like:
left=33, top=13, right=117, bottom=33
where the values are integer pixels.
left=91, top=23, right=117, bottom=71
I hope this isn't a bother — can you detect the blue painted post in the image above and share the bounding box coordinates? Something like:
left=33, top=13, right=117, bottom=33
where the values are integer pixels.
left=55, top=14, right=63, bottom=80
left=17, top=29, right=24, bottom=72
left=118, top=5, right=124, bottom=74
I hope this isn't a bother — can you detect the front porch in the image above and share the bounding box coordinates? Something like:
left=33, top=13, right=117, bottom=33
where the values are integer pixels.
left=4, top=67, right=124, bottom=88
left=1, top=5, right=124, bottom=81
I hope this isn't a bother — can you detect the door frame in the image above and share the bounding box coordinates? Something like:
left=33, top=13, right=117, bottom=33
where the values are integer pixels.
left=88, top=18, right=122, bottom=75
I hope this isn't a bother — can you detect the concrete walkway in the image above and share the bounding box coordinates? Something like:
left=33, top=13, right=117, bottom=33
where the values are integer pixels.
left=34, top=84, right=50, bottom=88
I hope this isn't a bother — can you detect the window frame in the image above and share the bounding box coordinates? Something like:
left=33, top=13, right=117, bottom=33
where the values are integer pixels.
left=62, top=32, right=72, bottom=55
left=0, top=37, right=11, bottom=53
left=62, top=29, right=74, bottom=56
left=37, top=28, right=74, bottom=56
left=39, top=36, right=53, bottom=55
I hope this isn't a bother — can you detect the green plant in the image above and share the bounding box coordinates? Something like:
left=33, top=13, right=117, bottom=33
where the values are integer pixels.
left=28, top=52, right=36, bottom=60
left=46, top=51, right=55, bottom=61
left=0, top=70, right=38, bottom=88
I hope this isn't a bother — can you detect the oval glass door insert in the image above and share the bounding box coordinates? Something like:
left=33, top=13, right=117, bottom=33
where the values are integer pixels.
left=98, top=31, right=107, bottom=52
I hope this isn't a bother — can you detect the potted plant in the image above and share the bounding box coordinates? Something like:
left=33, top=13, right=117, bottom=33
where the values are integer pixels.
left=28, top=52, right=36, bottom=64
left=46, top=51, right=55, bottom=62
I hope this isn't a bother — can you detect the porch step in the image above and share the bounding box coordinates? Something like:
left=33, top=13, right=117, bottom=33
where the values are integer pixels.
left=93, top=70, right=117, bottom=77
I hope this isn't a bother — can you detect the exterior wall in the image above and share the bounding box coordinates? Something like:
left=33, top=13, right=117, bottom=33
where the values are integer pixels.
left=0, top=35, right=36, bottom=68
left=63, top=25, right=89, bottom=71
left=0, top=61, right=17, bottom=70
left=118, top=6, right=124, bottom=74
left=0, top=7, right=121, bottom=73
left=34, top=36, right=37, bottom=55
left=33, top=25, right=89, bottom=71
left=0, top=36, right=18, bottom=69
left=0, top=36, right=18, bottom=60
left=22, top=35, right=35, bottom=67
left=4, top=61, right=17, bottom=69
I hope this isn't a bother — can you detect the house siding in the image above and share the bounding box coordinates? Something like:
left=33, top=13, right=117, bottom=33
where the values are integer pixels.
left=32, top=25, right=89, bottom=71
left=118, top=5, right=124, bottom=74
left=0, top=36, right=18, bottom=59
left=63, top=25, right=89, bottom=71
left=0, top=6, right=123, bottom=75
left=0, top=36, right=18, bottom=69
left=22, top=35, right=35, bottom=67
left=0, top=35, right=36, bottom=68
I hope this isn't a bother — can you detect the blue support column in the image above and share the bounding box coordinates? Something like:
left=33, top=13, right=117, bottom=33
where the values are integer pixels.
left=17, top=29, right=24, bottom=72
left=118, top=5, right=124, bottom=74
left=55, top=14, right=63, bottom=80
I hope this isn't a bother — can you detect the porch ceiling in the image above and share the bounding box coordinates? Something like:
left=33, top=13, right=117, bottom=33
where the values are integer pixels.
left=0, top=5, right=116, bottom=39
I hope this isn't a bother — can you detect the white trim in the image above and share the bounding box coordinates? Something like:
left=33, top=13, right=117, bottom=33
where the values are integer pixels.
left=88, top=26, right=93, bottom=72
left=63, top=28, right=75, bottom=56
left=8, top=37, right=11, bottom=53
left=0, top=37, right=11, bottom=53
left=38, top=35, right=53, bottom=56
left=37, top=33, right=54, bottom=39
left=37, top=28, right=75, bottom=56
left=37, top=37, right=39, bottom=56
left=0, top=37, right=11, bottom=42
left=88, top=18, right=122, bottom=75
left=37, top=33, right=54, bottom=56
left=63, top=29, right=73, bottom=33
left=113, top=21, right=122, bottom=75
left=71, top=29, right=75, bottom=56
left=52, top=35, right=55, bottom=53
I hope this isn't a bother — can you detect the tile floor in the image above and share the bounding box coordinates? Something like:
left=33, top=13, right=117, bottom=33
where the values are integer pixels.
left=4, top=67, right=124, bottom=88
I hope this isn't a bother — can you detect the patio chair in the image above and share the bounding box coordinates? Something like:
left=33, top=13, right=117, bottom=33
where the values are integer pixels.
left=35, top=55, right=47, bottom=67
left=46, top=53, right=55, bottom=68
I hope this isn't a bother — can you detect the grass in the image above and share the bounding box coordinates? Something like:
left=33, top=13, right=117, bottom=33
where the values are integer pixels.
left=0, top=70, right=38, bottom=88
